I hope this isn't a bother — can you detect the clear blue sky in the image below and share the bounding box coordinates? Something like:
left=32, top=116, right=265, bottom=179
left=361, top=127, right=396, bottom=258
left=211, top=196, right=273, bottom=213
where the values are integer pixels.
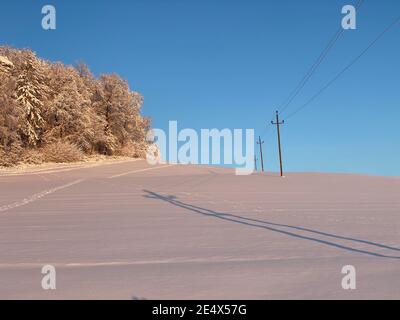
left=1, top=0, right=399, bottom=176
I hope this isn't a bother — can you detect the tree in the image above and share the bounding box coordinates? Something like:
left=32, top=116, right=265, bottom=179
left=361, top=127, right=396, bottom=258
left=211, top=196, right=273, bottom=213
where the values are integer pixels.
left=0, top=71, right=23, bottom=166
left=15, top=52, right=47, bottom=147
left=92, top=74, right=145, bottom=154
left=43, top=63, right=102, bottom=153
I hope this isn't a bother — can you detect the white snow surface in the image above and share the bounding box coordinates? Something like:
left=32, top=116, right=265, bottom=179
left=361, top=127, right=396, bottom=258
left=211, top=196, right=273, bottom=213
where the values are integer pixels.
left=0, top=160, right=399, bottom=299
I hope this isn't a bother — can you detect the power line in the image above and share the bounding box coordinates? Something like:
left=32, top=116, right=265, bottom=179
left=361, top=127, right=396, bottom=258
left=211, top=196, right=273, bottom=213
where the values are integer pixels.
left=278, top=0, right=365, bottom=115
left=285, top=14, right=400, bottom=120
left=278, top=29, right=344, bottom=114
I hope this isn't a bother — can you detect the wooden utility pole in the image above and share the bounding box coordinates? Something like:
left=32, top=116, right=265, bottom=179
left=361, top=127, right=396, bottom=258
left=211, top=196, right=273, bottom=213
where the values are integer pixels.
left=254, top=155, right=258, bottom=172
left=271, top=111, right=285, bottom=177
left=257, top=136, right=264, bottom=172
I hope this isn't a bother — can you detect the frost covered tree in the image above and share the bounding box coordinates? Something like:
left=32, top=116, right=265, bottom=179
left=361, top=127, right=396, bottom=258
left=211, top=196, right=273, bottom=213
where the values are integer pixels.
left=0, top=72, right=23, bottom=166
left=43, top=63, right=102, bottom=153
left=15, top=52, right=47, bottom=147
left=92, top=74, right=145, bottom=155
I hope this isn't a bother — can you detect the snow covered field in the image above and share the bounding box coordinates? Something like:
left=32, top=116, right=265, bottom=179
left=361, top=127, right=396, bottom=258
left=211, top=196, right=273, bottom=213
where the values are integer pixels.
left=0, top=160, right=399, bottom=299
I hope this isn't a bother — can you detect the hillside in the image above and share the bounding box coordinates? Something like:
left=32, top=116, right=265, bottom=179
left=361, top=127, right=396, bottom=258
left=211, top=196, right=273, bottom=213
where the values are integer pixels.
left=0, top=161, right=399, bottom=299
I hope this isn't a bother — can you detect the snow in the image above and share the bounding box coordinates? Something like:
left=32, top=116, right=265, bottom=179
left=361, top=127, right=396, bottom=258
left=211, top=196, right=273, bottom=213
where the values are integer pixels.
left=0, top=55, right=14, bottom=68
left=0, top=161, right=399, bottom=299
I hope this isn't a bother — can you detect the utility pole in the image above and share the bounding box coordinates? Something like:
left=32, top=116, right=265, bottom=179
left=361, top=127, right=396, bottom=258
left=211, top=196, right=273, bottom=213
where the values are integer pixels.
left=271, top=111, right=285, bottom=177
left=254, top=155, right=258, bottom=172
left=257, top=136, right=264, bottom=172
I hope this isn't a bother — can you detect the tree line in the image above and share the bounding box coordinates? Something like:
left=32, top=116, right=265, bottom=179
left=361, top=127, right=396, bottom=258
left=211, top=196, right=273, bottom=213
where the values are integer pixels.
left=0, top=46, right=150, bottom=167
